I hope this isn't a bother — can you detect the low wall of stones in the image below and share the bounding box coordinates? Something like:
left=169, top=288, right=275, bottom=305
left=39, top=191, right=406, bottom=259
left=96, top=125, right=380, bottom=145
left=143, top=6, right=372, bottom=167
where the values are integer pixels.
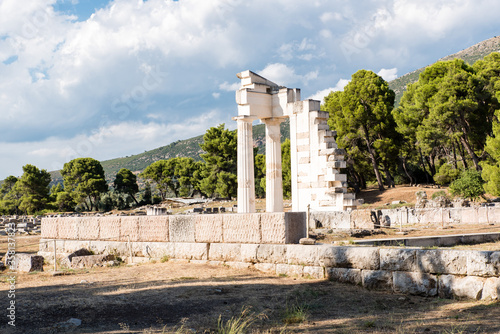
left=312, top=206, right=500, bottom=230
left=38, top=239, right=500, bottom=301
left=41, top=212, right=306, bottom=244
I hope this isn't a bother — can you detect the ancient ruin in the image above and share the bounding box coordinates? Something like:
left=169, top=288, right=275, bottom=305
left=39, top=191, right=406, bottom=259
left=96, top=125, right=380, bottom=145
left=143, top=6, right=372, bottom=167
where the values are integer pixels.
left=234, top=70, right=361, bottom=213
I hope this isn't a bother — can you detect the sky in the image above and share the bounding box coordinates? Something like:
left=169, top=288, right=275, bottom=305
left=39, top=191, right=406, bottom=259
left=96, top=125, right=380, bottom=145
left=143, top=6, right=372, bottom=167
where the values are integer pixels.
left=1, top=0, right=500, bottom=179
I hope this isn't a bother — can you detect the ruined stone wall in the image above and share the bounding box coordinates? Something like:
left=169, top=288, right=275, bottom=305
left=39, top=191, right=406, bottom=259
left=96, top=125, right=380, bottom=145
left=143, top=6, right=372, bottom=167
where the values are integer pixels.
left=311, top=206, right=500, bottom=230
left=41, top=212, right=306, bottom=244
left=38, top=240, right=500, bottom=300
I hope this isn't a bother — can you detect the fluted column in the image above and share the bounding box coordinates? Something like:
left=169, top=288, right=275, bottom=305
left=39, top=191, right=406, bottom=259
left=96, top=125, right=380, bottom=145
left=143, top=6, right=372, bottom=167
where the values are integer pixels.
left=236, top=116, right=256, bottom=213
left=263, top=118, right=284, bottom=212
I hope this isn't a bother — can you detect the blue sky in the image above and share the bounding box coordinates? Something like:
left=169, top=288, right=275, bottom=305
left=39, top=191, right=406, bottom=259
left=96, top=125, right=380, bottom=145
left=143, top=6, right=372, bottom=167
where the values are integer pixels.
left=0, top=0, right=499, bottom=179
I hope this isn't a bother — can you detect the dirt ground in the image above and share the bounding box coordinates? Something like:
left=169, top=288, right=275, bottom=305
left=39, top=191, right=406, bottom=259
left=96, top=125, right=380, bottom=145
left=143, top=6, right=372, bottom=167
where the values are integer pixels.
left=2, top=185, right=500, bottom=333
left=1, top=259, right=499, bottom=334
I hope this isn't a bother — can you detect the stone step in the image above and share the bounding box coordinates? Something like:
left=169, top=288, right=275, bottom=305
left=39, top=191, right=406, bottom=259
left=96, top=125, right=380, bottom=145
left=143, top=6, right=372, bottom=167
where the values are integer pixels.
left=325, top=173, right=347, bottom=182
left=320, top=148, right=345, bottom=156
left=327, top=160, right=347, bottom=168
left=319, top=141, right=338, bottom=150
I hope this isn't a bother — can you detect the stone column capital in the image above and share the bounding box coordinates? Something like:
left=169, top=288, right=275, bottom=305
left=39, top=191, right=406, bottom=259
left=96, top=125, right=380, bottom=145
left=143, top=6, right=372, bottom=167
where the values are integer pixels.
left=232, top=115, right=258, bottom=123
left=261, top=117, right=287, bottom=125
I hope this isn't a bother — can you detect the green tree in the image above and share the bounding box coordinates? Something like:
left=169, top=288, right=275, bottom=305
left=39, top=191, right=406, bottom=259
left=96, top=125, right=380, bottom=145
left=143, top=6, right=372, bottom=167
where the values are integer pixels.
left=173, top=157, right=199, bottom=197
left=61, top=158, right=108, bottom=211
left=325, top=70, right=396, bottom=190
left=0, top=176, right=18, bottom=198
left=254, top=153, right=266, bottom=198
left=15, top=164, right=51, bottom=214
left=55, top=191, right=76, bottom=212
left=113, top=168, right=140, bottom=205
left=449, top=170, right=485, bottom=200
left=0, top=176, right=20, bottom=215
left=198, top=124, right=237, bottom=198
left=281, top=139, right=292, bottom=199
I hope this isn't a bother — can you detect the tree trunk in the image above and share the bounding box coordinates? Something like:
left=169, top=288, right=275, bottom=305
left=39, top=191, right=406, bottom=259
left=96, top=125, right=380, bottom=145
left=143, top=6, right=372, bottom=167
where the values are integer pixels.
left=383, top=162, right=395, bottom=188
left=362, top=125, right=385, bottom=190
left=400, top=157, right=414, bottom=185
left=459, top=135, right=481, bottom=171
left=418, top=149, right=430, bottom=184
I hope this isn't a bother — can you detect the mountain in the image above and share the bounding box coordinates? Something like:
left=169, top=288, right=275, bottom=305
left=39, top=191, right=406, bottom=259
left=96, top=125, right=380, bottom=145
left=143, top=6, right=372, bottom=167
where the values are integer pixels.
left=389, top=35, right=500, bottom=106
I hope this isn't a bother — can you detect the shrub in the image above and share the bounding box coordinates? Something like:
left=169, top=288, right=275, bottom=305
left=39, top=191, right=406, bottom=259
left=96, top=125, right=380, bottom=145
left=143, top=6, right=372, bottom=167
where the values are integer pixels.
left=434, top=163, right=460, bottom=185
left=431, top=190, right=448, bottom=200
left=449, top=170, right=485, bottom=200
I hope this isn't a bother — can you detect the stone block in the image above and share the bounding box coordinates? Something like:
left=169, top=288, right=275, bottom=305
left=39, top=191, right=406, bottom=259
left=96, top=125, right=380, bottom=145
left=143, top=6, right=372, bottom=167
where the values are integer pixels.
left=174, top=242, right=208, bottom=260
left=286, top=244, right=320, bottom=266
left=380, top=249, right=417, bottom=272
left=326, top=268, right=362, bottom=285
left=482, top=277, right=500, bottom=300
left=350, top=210, right=374, bottom=229
left=209, top=243, right=241, bottom=262
left=61, top=248, right=93, bottom=267
left=256, top=244, right=287, bottom=264
left=254, top=262, right=276, bottom=273
left=71, top=254, right=115, bottom=268
left=138, top=216, right=169, bottom=242
left=169, top=216, right=196, bottom=243
left=417, top=249, right=468, bottom=275
left=195, top=215, right=223, bottom=243
left=77, top=217, right=100, bottom=240
left=223, top=213, right=261, bottom=244
left=491, top=252, right=500, bottom=274
left=320, top=246, right=380, bottom=270
left=276, top=264, right=304, bottom=277
left=285, top=212, right=307, bottom=244
left=261, top=213, right=286, bottom=244
left=467, top=251, right=497, bottom=277
left=41, top=217, right=58, bottom=239
left=120, top=216, right=139, bottom=242
left=311, top=211, right=350, bottom=229
left=393, top=271, right=438, bottom=296
left=240, top=244, right=259, bottom=263
left=133, top=242, right=174, bottom=259
left=58, top=217, right=78, bottom=240
left=14, top=254, right=44, bottom=272
left=98, top=216, right=121, bottom=241
left=439, top=275, right=485, bottom=300
left=89, top=241, right=128, bottom=256
left=303, top=266, right=325, bottom=279
left=225, top=262, right=252, bottom=270
left=362, top=270, right=392, bottom=290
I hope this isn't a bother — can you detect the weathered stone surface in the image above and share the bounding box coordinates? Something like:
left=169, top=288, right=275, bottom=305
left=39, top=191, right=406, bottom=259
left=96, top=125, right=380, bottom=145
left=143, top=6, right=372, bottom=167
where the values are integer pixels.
left=362, top=270, right=392, bottom=290
left=439, top=275, right=485, bottom=300
left=225, top=261, right=252, bottom=270
left=320, top=246, right=380, bottom=270
left=261, top=212, right=286, bottom=244
left=326, top=268, right=362, bottom=285
left=58, top=217, right=78, bottom=239
left=134, top=242, right=174, bottom=259
left=276, top=264, right=304, bottom=277
left=350, top=210, right=374, bottom=229
left=310, top=211, right=350, bottom=229
left=41, top=217, right=58, bottom=239
left=71, top=254, right=115, bottom=268
left=491, top=252, right=500, bottom=274
left=169, top=216, right=196, bottom=243
left=417, top=249, right=467, bottom=275
left=62, top=248, right=93, bottom=267
left=195, top=215, right=223, bottom=243
left=482, top=277, right=500, bottom=300
left=303, top=266, right=325, bottom=279
left=89, top=241, right=128, bottom=256
left=393, top=271, right=437, bottom=296
left=256, top=244, right=287, bottom=264
left=174, top=242, right=208, bottom=260
left=240, top=244, right=259, bottom=263
left=139, top=216, right=169, bottom=242
left=223, top=213, right=261, bottom=243
left=380, top=249, right=418, bottom=272
left=209, top=243, right=241, bottom=262
left=467, top=251, right=497, bottom=277
left=120, top=216, right=139, bottom=242
left=14, top=254, right=44, bottom=272
left=254, top=262, right=276, bottom=273
left=284, top=212, right=307, bottom=244
left=286, top=244, right=319, bottom=266
left=77, top=217, right=100, bottom=240
left=98, top=216, right=121, bottom=241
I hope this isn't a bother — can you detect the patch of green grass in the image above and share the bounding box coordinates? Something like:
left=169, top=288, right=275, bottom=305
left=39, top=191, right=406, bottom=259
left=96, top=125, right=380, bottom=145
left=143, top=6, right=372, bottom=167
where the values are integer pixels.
left=217, top=306, right=265, bottom=334
left=282, top=301, right=308, bottom=325
left=362, top=320, right=376, bottom=328
left=160, top=255, right=170, bottom=263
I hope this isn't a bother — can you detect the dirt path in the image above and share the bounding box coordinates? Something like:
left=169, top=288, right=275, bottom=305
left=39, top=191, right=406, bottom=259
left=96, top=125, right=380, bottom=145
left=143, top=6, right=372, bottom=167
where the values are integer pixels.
left=1, top=261, right=499, bottom=334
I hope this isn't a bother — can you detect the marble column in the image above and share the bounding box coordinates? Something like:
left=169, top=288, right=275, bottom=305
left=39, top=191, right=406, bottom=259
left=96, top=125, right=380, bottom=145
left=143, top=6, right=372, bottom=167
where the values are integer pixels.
left=263, top=118, right=284, bottom=212
left=236, top=116, right=256, bottom=213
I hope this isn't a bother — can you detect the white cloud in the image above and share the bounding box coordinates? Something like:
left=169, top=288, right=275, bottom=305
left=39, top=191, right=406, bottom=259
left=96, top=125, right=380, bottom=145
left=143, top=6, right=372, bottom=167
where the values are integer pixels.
left=377, top=67, right=398, bottom=81
left=212, top=92, right=220, bottom=99
left=219, top=81, right=240, bottom=91
left=308, top=78, right=350, bottom=102
left=258, top=63, right=318, bottom=87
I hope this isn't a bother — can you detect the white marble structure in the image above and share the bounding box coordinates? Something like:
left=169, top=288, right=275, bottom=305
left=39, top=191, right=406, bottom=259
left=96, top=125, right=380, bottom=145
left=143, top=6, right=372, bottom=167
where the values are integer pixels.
left=234, top=70, right=361, bottom=213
